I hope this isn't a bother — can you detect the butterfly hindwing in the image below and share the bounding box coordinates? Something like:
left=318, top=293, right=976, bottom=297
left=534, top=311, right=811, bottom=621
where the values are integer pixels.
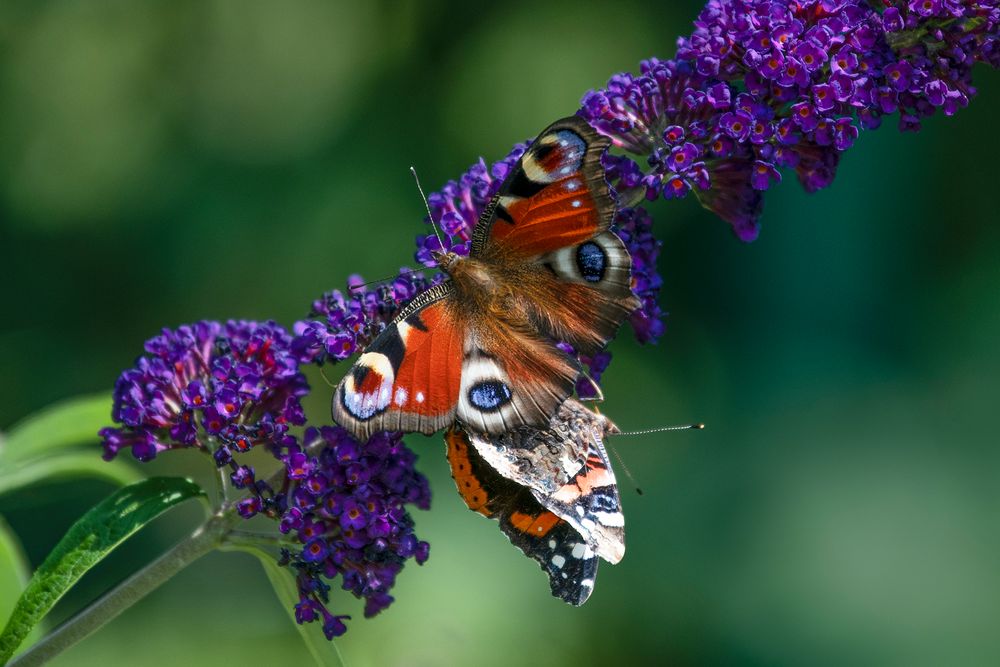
left=456, top=322, right=578, bottom=435
left=445, top=426, right=599, bottom=606
left=333, top=282, right=464, bottom=439
left=528, top=231, right=639, bottom=357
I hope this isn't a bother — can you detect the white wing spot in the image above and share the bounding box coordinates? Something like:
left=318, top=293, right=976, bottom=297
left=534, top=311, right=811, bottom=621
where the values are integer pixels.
left=594, top=511, right=625, bottom=527
left=551, top=554, right=566, bottom=568
left=548, top=539, right=556, bottom=549
left=572, top=200, right=581, bottom=208
left=415, top=392, right=425, bottom=404
left=393, top=387, right=408, bottom=407
left=566, top=180, right=579, bottom=191
left=571, top=543, right=587, bottom=559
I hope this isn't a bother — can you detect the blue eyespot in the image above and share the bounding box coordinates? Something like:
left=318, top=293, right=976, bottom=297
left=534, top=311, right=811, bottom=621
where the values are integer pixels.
left=468, top=381, right=512, bottom=411
left=576, top=242, right=606, bottom=282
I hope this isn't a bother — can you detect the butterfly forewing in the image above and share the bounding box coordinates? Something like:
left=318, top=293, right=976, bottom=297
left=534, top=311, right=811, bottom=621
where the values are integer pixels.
left=333, top=282, right=464, bottom=439
left=471, top=116, right=615, bottom=258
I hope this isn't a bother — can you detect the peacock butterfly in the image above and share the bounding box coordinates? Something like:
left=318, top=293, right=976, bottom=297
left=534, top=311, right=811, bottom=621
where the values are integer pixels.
left=331, top=116, right=639, bottom=440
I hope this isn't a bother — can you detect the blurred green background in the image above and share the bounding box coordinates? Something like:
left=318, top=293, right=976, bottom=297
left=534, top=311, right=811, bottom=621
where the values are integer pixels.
left=1, top=1, right=999, bottom=665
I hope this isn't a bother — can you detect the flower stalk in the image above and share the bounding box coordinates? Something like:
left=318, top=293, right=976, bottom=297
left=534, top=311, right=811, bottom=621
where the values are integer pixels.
left=10, top=511, right=235, bottom=667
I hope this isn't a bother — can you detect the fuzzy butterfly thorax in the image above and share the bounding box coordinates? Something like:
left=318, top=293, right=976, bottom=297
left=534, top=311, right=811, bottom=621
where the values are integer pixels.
left=432, top=250, right=511, bottom=311
left=333, top=116, right=640, bottom=439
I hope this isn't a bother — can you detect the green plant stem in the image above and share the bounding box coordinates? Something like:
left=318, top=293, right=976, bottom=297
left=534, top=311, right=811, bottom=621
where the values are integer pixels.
left=10, top=512, right=234, bottom=667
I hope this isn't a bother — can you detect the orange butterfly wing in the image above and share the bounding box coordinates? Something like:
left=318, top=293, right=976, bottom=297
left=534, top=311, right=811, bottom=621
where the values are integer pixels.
left=332, top=283, right=464, bottom=440
left=471, top=117, right=640, bottom=357
left=471, top=116, right=615, bottom=259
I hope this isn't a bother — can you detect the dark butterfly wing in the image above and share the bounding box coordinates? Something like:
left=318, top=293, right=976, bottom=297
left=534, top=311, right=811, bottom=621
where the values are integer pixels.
left=463, top=399, right=625, bottom=563
left=445, top=426, right=599, bottom=605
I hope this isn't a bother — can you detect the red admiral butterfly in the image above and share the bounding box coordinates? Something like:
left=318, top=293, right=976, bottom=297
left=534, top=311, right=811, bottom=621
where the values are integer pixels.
left=446, top=399, right=624, bottom=605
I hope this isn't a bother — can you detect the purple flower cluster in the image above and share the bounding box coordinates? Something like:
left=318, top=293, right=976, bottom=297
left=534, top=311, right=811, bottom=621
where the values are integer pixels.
left=100, top=321, right=307, bottom=465
left=100, top=321, right=431, bottom=638
left=274, top=427, right=431, bottom=637
left=615, top=206, right=665, bottom=344
left=580, top=0, right=999, bottom=241
left=293, top=270, right=433, bottom=367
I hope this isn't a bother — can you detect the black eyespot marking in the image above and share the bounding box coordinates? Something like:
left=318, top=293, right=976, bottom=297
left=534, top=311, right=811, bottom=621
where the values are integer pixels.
left=351, top=365, right=370, bottom=387
left=366, top=323, right=405, bottom=373
left=533, top=142, right=557, bottom=163
left=506, top=168, right=547, bottom=199
left=576, top=242, right=606, bottom=282
left=404, top=312, right=428, bottom=332
left=468, top=380, right=512, bottom=411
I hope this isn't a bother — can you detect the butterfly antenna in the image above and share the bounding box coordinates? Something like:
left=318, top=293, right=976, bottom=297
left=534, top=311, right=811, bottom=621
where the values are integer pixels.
left=410, top=166, right=446, bottom=253
left=318, top=366, right=338, bottom=389
left=602, top=441, right=643, bottom=496
left=616, top=423, right=705, bottom=436
left=606, top=422, right=705, bottom=496
left=348, top=267, right=425, bottom=292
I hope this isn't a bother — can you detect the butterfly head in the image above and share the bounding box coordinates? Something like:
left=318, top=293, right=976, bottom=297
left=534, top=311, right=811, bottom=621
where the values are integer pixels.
left=583, top=405, right=619, bottom=437
left=600, top=413, right=620, bottom=436
left=431, top=250, right=461, bottom=274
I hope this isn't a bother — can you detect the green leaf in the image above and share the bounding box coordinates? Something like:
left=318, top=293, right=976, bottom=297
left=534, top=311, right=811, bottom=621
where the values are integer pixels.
left=1, top=393, right=112, bottom=464
left=0, top=453, right=142, bottom=497
left=0, top=516, right=42, bottom=656
left=234, top=544, right=345, bottom=667
left=0, top=477, right=205, bottom=663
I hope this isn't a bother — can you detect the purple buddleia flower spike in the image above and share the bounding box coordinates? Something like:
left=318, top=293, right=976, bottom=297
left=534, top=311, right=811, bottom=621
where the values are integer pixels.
left=614, top=206, right=665, bottom=343
left=578, top=0, right=999, bottom=241
left=100, top=320, right=307, bottom=464
left=100, top=321, right=432, bottom=638
left=275, top=427, right=431, bottom=637
left=100, top=320, right=310, bottom=515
